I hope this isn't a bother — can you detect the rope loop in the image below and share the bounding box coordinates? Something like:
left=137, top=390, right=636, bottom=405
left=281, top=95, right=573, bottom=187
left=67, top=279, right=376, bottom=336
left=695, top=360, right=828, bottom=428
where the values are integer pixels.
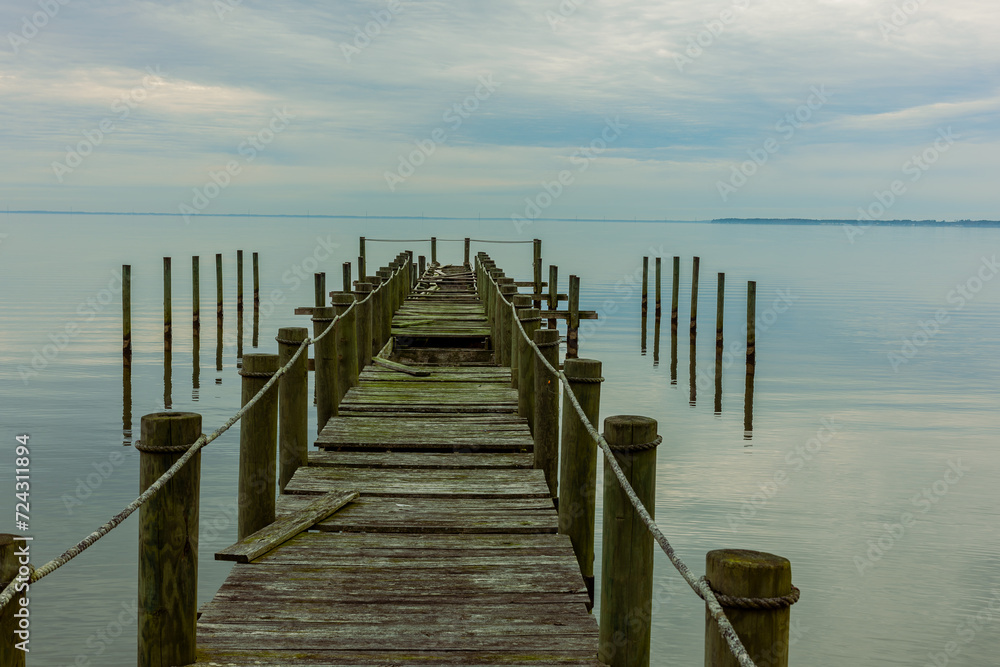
left=605, top=434, right=662, bottom=453
left=275, top=336, right=307, bottom=345
left=311, top=316, right=336, bottom=323
left=238, top=370, right=277, bottom=378
left=698, top=577, right=801, bottom=609
left=534, top=339, right=562, bottom=349
left=518, top=316, right=542, bottom=323
left=568, top=376, right=605, bottom=384
left=133, top=440, right=198, bottom=454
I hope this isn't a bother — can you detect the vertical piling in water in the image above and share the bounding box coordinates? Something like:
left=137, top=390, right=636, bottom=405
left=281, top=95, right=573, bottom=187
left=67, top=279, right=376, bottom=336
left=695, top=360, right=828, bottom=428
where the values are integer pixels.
left=313, top=307, right=339, bottom=431
left=533, top=328, right=561, bottom=499
left=418, top=255, right=426, bottom=281
left=517, top=307, right=541, bottom=432
left=330, top=292, right=359, bottom=407
left=671, top=256, right=680, bottom=334
left=216, top=253, right=223, bottom=320
left=558, top=358, right=602, bottom=606
left=716, top=273, right=725, bottom=347
left=343, top=262, right=352, bottom=292
left=691, top=256, right=700, bottom=335
left=0, top=535, right=27, bottom=667
left=406, top=250, right=415, bottom=289
left=237, top=250, right=244, bottom=313
left=464, top=237, right=471, bottom=267
left=253, top=252, right=259, bottom=306
left=655, top=257, right=662, bottom=319
left=499, top=284, right=517, bottom=366
left=314, top=273, right=326, bottom=308
left=137, top=411, right=201, bottom=667
left=431, top=237, right=437, bottom=265
left=277, top=328, right=308, bottom=492
left=548, top=265, right=558, bottom=329
left=599, top=415, right=659, bottom=667
left=123, top=264, right=132, bottom=357
left=237, top=353, right=279, bottom=539
left=567, top=275, right=580, bottom=359
left=641, top=257, right=648, bottom=318
left=533, top=239, right=543, bottom=309
left=359, top=237, right=366, bottom=280
left=355, top=282, right=374, bottom=370
left=510, top=294, right=532, bottom=389
left=378, top=268, right=393, bottom=347
left=747, top=281, right=756, bottom=367
left=704, top=550, right=795, bottom=667
left=192, top=257, right=200, bottom=334
left=163, top=257, right=172, bottom=341
left=368, top=275, right=384, bottom=354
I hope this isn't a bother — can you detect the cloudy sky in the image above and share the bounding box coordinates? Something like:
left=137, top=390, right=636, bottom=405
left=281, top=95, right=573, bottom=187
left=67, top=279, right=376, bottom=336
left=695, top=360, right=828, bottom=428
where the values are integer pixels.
left=2, top=0, right=997, bottom=220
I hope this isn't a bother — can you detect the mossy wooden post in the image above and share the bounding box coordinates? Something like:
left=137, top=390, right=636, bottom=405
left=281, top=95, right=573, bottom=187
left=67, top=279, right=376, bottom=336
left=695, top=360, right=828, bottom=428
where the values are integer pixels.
left=137, top=411, right=201, bottom=667
left=533, top=327, right=560, bottom=498
left=487, top=269, right=501, bottom=341
left=359, top=236, right=366, bottom=280
left=547, top=264, right=558, bottom=329
left=123, top=264, right=132, bottom=357
left=510, top=294, right=532, bottom=389
left=237, top=354, right=279, bottom=540
left=163, top=257, right=172, bottom=341
left=368, top=275, right=384, bottom=353
left=517, top=307, right=541, bottom=432
left=599, top=415, right=659, bottom=667
left=499, top=284, right=517, bottom=366
left=237, top=249, right=244, bottom=313
left=378, top=269, right=393, bottom=346
left=253, top=251, right=260, bottom=306
left=0, top=534, right=27, bottom=667
left=355, top=282, right=373, bottom=370
left=314, top=273, right=326, bottom=308
left=343, top=262, right=352, bottom=292
left=671, top=256, right=680, bottom=334
left=418, top=255, right=426, bottom=281
left=655, top=257, right=662, bottom=319
left=533, top=238, right=543, bottom=309
left=215, top=253, right=223, bottom=321
left=691, top=256, right=700, bottom=335
left=747, top=281, right=756, bottom=367
left=277, top=327, right=308, bottom=493
left=704, top=550, right=794, bottom=667
left=558, top=358, right=602, bottom=605
left=567, top=275, right=580, bottom=359
left=641, top=256, right=648, bottom=318
left=191, top=256, right=201, bottom=335
left=407, top=250, right=415, bottom=289
left=313, top=306, right=339, bottom=431
left=331, top=292, right=359, bottom=406
left=431, top=237, right=437, bottom=265
left=464, top=237, right=471, bottom=267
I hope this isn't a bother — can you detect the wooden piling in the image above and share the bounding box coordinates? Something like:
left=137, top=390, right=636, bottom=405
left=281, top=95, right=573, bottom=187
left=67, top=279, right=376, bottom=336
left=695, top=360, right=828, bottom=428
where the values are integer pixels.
left=517, top=307, right=541, bottom=432
left=343, top=262, right=352, bottom=293
left=655, top=257, right=661, bottom=319
left=313, top=307, right=339, bottom=431
left=137, top=411, right=201, bottom=667
left=368, top=275, right=384, bottom=354
left=0, top=535, right=27, bottom=667
left=599, top=415, right=659, bottom=667
left=330, top=292, right=359, bottom=407
left=641, top=257, right=648, bottom=318
left=691, top=256, right=700, bottom=335
left=163, top=257, right=172, bottom=341
left=510, top=294, right=532, bottom=389
left=359, top=236, right=366, bottom=280
left=671, top=256, right=679, bottom=334
left=558, top=358, right=602, bottom=605
left=499, top=284, right=517, bottom=366
left=533, top=239, right=542, bottom=309
left=567, top=275, right=580, bottom=359
left=237, top=354, right=279, bottom=540
left=548, top=265, right=558, bottom=329
left=407, top=250, right=415, bottom=289
left=216, top=253, right=223, bottom=320
left=314, top=273, right=326, bottom=308
left=123, top=264, right=132, bottom=357
left=237, top=249, right=244, bottom=312
left=464, top=237, right=471, bottom=267
left=377, top=269, right=393, bottom=346
left=716, top=273, right=725, bottom=346
left=277, top=328, right=308, bottom=493
left=747, top=281, right=756, bottom=367
left=253, top=252, right=260, bottom=306
left=418, top=255, right=426, bottom=281
left=192, top=256, right=200, bottom=334
left=431, top=237, right=437, bottom=265
left=533, top=328, right=561, bottom=499
left=704, top=550, right=795, bottom=667
left=355, top=283, right=374, bottom=370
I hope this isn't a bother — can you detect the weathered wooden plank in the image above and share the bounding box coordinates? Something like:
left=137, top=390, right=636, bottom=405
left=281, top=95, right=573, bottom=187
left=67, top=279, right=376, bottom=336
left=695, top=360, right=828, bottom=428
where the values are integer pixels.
left=215, top=489, right=358, bottom=563
left=308, top=450, right=534, bottom=468
left=372, top=357, right=431, bottom=376
left=284, top=467, right=551, bottom=499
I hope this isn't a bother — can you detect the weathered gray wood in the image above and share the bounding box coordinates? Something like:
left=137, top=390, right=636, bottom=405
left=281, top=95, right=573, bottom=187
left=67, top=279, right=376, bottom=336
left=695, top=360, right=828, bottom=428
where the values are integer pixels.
left=122, top=264, right=131, bottom=356
left=517, top=308, right=541, bottom=431
left=138, top=411, right=200, bottom=667
left=372, top=357, right=431, bottom=376
left=313, top=272, right=326, bottom=308
left=285, top=466, right=551, bottom=499
left=510, top=295, right=532, bottom=389
left=277, top=327, right=308, bottom=492
left=238, top=354, right=280, bottom=540
left=567, top=275, right=580, bottom=358
left=312, top=306, right=338, bottom=430
left=331, top=292, right=359, bottom=408
left=355, top=282, right=374, bottom=371
left=216, top=489, right=359, bottom=563
left=691, top=255, right=700, bottom=335
left=162, top=256, right=171, bottom=340
left=191, top=256, right=200, bottom=333
left=671, top=255, right=680, bottom=334
left=0, top=534, right=26, bottom=667
left=359, top=236, right=366, bottom=279
left=215, top=253, right=223, bottom=320
left=309, top=450, right=533, bottom=469
left=253, top=251, right=260, bottom=305
left=747, top=280, right=756, bottom=367
left=237, top=249, right=244, bottom=312
left=533, top=327, right=560, bottom=498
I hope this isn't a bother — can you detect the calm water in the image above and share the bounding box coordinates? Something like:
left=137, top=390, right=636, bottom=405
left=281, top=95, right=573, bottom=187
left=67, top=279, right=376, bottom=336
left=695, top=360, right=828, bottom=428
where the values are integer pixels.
left=1, top=214, right=998, bottom=666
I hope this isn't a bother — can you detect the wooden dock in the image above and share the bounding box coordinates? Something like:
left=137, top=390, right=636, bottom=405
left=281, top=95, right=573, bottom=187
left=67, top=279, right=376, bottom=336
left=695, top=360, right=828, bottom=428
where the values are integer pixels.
left=193, top=265, right=602, bottom=665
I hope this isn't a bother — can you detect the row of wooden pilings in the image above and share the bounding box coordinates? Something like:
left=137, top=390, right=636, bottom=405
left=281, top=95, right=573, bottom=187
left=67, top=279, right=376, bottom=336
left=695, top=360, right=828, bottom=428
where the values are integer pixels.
left=476, top=251, right=797, bottom=667
left=68, top=253, right=415, bottom=667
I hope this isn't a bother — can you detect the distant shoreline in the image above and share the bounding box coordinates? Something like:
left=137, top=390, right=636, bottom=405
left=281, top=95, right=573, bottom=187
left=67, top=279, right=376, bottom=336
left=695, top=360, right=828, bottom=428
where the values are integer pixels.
left=4, top=210, right=999, bottom=226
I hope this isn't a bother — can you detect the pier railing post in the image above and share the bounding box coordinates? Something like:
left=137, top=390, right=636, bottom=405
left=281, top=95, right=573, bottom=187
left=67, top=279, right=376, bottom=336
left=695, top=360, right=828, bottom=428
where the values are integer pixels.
left=517, top=307, right=541, bottom=432
left=510, top=295, right=532, bottom=389
left=558, top=358, right=602, bottom=605
left=377, top=269, right=393, bottom=346
left=331, top=292, right=359, bottom=405
left=137, top=411, right=201, bottom=667
left=532, top=328, right=560, bottom=498
left=533, top=238, right=542, bottom=309
left=567, top=275, right=580, bottom=359
left=238, top=353, right=279, bottom=540
left=431, top=237, right=437, bottom=265
left=0, top=535, right=27, bottom=667
left=407, top=250, right=415, bottom=289
left=277, top=327, right=309, bottom=493
left=343, top=262, right=352, bottom=293
left=355, top=283, right=374, bottom=370
left=464, top=237, right=471, bottom=267
left=548, top=264, right=558, bottom=329
left=368, top=275, right=384, bottom=353
left=418, top=255, right=426, bottom=281
left=314, top=272, right=326, bottom=308
left=599, top=415, right=659, bottom=667
left=704, top=550, right=795, bottom=667
left=313, top=306, right=339, bottom=431
left=499, top=285, right=517, bottom=365
left=359, top=236, right=366, bottom=279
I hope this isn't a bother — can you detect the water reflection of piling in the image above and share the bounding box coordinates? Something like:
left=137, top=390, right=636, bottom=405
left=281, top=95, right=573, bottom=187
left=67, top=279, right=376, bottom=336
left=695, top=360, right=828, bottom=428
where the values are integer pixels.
left=744, top=366, right=755, bottom=441
left=252, top=300, right=259, bottom=349
left=745, top=280, right=756, bottom=440
left=122, top=359, right=132, bottom=445
left=192, top=328, right=200, bottom=401
left=652, top=313, right=660, bottom=367
left=163, top=344, right=172, bottom=410
left=215, top=318, right=223, bottom=376
left=689, top=336, right=697, bottom=406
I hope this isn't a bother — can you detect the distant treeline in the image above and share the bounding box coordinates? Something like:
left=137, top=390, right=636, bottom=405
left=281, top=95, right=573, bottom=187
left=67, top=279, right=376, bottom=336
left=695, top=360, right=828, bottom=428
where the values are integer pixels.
left=711, top=218, right=1000, bottom=227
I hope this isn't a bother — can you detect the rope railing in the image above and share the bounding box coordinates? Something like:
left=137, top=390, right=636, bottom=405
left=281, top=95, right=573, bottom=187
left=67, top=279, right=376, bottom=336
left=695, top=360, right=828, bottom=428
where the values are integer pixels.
left=494, top=270, right=760, bottom=667
left=0, top=267, right=390, bottom=613
left=365, top=238, right=534, bottom=244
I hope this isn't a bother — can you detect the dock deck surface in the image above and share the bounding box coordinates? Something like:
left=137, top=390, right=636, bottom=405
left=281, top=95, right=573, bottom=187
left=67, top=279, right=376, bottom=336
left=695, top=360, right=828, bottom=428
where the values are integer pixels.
left=193, top=265, right=601, bottom=665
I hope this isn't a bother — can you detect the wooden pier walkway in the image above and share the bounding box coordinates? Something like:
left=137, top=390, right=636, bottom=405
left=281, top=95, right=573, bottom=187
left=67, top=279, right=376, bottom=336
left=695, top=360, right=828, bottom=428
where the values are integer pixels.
left=193, top=265, right=602, bottom=665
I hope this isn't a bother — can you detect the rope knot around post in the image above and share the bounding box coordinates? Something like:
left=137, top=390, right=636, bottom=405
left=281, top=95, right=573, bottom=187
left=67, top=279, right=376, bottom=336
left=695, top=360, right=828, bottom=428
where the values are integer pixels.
left=603, top=433, right=662, bottom=453
left=698, top=576, right=801, bottom=610
left=237, top=369, right=277, bottom=379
